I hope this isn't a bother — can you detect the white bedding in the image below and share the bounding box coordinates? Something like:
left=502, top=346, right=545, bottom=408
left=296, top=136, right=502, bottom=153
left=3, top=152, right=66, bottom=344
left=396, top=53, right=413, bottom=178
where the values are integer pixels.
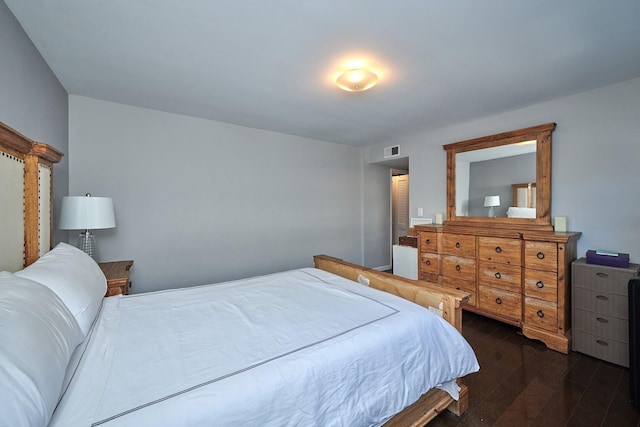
left=50, top=268, right=478, bottom=427
left=506, top=206, right=536, bottom=218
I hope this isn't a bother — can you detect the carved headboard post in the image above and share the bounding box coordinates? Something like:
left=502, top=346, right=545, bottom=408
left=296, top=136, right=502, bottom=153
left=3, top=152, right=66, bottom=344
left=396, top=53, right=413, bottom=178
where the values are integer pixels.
left=0, top=122, right=63, bottom=270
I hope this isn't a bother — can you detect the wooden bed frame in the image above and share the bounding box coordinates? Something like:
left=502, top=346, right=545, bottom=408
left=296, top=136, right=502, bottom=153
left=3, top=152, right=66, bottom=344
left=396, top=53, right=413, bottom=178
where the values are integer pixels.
left=1, top=121, right=471, bottom=426
left=0, top=121, right=62, bottom=271
left=314, top=255, right=472, bottom=426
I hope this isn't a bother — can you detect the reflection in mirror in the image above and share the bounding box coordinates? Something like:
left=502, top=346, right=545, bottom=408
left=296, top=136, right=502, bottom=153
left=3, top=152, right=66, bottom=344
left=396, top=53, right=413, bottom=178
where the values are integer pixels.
left=455, top=141, right=536, bottom=217
left=512, top=183, right=536, bottom=208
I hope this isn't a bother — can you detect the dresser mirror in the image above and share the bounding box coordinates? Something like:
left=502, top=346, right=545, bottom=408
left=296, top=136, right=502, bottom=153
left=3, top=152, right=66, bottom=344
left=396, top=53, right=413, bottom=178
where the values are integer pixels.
left=443, top=123, right=556, bottom=231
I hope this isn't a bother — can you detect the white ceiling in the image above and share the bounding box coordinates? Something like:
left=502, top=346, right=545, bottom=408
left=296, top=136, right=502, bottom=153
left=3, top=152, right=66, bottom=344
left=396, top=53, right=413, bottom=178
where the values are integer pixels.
left=6, top=1, right=640, bottom=147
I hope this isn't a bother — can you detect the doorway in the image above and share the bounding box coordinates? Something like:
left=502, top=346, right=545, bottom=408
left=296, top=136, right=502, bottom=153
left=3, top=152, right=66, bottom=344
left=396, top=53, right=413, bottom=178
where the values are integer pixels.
left=391, top=171, right=409, bottom=246
left=369, top=156, right=409, bottom=270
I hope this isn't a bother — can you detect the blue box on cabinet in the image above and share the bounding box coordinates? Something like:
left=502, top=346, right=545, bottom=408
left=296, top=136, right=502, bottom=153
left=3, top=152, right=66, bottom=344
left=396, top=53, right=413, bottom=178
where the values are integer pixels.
left=586, top=250, right=630, bottom=268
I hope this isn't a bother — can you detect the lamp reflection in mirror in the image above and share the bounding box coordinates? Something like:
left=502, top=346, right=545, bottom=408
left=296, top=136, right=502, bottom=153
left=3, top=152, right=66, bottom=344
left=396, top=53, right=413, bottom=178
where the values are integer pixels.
left=484, top=195, right=500, bottom=218
left=58, top=193, right=116, bottom=260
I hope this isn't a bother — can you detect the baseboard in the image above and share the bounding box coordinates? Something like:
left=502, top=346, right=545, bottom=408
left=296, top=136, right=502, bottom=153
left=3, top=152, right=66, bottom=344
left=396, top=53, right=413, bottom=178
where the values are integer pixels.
left=372, top=264, right=392, bottom=272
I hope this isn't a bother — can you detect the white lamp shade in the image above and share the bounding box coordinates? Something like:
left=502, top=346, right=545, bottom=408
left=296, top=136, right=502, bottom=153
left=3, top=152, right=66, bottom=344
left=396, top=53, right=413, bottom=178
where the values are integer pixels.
left=59, top=196, right=116, bottom=230
left=484, top=196, right=501, bottom=207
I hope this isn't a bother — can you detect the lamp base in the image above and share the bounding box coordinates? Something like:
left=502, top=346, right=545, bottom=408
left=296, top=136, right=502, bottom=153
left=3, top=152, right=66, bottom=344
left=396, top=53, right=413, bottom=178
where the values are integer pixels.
left=487, top=206, right=495, bottom=217
left=77, top=231, right=98, bottom=260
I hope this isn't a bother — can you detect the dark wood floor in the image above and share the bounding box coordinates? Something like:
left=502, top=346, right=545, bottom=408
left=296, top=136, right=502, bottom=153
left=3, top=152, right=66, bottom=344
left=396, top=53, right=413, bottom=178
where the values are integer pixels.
left=430, top=312, right=639, bottom=427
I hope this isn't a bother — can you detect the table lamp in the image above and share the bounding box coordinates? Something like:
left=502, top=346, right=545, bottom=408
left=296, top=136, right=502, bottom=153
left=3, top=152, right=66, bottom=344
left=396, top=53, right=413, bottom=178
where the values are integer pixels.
left=484, top=195, right=500, bottom=218
left=58, top=193, right=116, bottom=260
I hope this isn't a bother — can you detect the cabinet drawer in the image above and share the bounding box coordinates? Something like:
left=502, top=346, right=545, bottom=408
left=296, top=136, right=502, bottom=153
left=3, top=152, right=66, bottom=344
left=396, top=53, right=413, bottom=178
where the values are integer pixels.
left=478, top=237, right=522, bottom=265
left=525, top=241, right=557, bottom=272
left=442, top=256, right=476, bottom=281
left=478, top=285, right=521, bottom=320
left=524, top=297, right=558, bottom=332
left=573, top=308, right=628, bottom=342
left=573, top=288, right=628, bottom=319
left=573, top=263, right=636, bottom=295
left=442, top=277, right=477, bottom=307
left=419, top=271, right=438, bottom=284
left=524, top=269, right=558, bottom=301
left=479, top=262, right=521, bottom=292
left=442, top=233, right=476, bottom=258
left=418, top=231, right=439, bottom=253
left=573, top=331, right=629, bottom=367
left=419, top=252, right=440, bottom=275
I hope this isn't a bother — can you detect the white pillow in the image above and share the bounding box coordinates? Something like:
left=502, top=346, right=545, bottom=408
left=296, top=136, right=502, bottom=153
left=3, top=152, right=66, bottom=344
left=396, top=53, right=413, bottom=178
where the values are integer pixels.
left=0, top=272, right=82, bottom=427
left=15, top=242, right=107, bottom=338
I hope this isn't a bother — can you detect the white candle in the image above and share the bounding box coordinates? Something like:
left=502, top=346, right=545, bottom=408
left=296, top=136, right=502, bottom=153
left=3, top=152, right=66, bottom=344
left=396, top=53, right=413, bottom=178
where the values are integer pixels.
left=555, top=216, right=567, bottom=232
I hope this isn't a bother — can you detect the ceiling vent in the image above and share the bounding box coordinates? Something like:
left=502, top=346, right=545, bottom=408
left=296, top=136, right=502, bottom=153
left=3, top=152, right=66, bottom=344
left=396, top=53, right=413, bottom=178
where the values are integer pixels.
left=384, top=145, right=400, bottom=158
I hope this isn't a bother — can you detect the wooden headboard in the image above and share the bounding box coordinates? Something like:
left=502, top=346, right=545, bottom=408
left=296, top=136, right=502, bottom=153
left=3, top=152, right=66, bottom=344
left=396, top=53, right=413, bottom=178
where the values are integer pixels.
left=0, top=121, right=63, bottom=271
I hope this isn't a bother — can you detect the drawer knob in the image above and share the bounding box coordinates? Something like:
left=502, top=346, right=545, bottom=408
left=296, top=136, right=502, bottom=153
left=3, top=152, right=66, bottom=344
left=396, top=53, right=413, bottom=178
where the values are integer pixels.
left=596, top=295, right=609, bottom=301
left=425, top=260, right=431, bottom=266
left=537, top=310, right=544, bottom=318
left=596, top=272, right=609, bottom=278
left=425, top=239, right=431, bottom=244
left=455, top=265, right=461, bottom=271
left=495, top=272, right=502, bottom=279
left=536, top=252, right=545, bottom=259
left=535, top=281, right=544, bottom=289
left=495, top=297, right=502, bottom=305
left=596, top=340, right=609, bottom=347
left=495, top=246, right=502, bottom=253
left=596, top=317, right=609, bottom=324
left=456, top=287, right=461, bottom=290
left=455, top=242, right=461, bottom=248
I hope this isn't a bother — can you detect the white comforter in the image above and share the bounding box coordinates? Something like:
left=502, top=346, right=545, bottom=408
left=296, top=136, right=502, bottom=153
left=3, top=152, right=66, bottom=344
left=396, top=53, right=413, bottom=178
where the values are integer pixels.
left=50, top=268, right=478, bottom=427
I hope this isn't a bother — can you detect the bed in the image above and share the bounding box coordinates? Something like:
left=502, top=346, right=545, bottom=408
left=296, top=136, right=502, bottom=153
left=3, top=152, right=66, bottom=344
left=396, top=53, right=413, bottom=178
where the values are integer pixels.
left=0, top=121, right=479, bottom=426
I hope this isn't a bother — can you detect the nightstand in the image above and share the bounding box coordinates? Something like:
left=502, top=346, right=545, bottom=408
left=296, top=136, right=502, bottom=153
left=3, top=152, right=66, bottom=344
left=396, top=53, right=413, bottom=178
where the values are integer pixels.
left=99, top=260, right=134, bottom=297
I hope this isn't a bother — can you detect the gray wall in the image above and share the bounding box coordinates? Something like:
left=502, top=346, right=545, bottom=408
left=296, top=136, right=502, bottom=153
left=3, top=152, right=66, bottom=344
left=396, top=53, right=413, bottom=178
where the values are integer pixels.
left=69, top=96, right=371, bottom=292
left=468, top=153, right=536, bottom=217
left=368, top=77, right=640, bottom=263
left=0, top=1, right=69, bottom=244
left=362, top=163, right=392, bottom=269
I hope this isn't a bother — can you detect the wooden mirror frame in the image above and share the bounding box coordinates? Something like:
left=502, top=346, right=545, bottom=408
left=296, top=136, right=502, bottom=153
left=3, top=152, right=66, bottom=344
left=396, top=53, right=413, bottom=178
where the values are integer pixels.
left=444, top=123, right=556, bottom=232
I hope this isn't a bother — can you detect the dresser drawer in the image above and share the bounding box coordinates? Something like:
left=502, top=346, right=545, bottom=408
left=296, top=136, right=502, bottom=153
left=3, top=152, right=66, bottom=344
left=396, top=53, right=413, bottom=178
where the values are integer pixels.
left=418, top=231, right=439, bottom=253
left=478, top=237, right=522, bottom=265
left=573, top=308, right=628, bottom=342
left=419, top=252, right=440, bottom=275
left=442, top=233, right=476, bottom=258
left=573, top=288, right=628, bottom=319
left=525, top=241, right=557, bottom=272
left=442, top=277, right=477, bottom=307
left=442, top=256, right=476, bottom=281
left=524, top=297, right=558, bottom=332
left=573, top=331, right=629, bottom=367
left=478, top=285, right=521, bottom=320
left=524, top=269, right=558, bottom=301
left=573, top=263, right=636, bottom=295
left=418, top=271, right=439, bottom=284
left=419, top=271, right=439, bottom=284
left=478, top=261, right=521, bottom=292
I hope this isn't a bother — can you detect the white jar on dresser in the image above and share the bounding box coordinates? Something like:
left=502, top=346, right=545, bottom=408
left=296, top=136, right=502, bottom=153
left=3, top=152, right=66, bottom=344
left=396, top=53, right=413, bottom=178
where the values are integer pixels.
left=572, top=258, right=640, bottom=367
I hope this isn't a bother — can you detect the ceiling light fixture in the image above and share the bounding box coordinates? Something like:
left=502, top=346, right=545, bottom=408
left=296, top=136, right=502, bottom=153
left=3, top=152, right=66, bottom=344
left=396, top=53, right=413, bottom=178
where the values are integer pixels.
left=336, top=69, right=379, bottom=92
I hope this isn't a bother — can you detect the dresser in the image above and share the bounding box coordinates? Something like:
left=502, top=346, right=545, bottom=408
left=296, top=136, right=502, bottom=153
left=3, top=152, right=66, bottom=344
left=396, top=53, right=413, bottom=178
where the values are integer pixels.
left=416, top=224, right=581, bottom=353
left=571, top=258, right=639, bottom=367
